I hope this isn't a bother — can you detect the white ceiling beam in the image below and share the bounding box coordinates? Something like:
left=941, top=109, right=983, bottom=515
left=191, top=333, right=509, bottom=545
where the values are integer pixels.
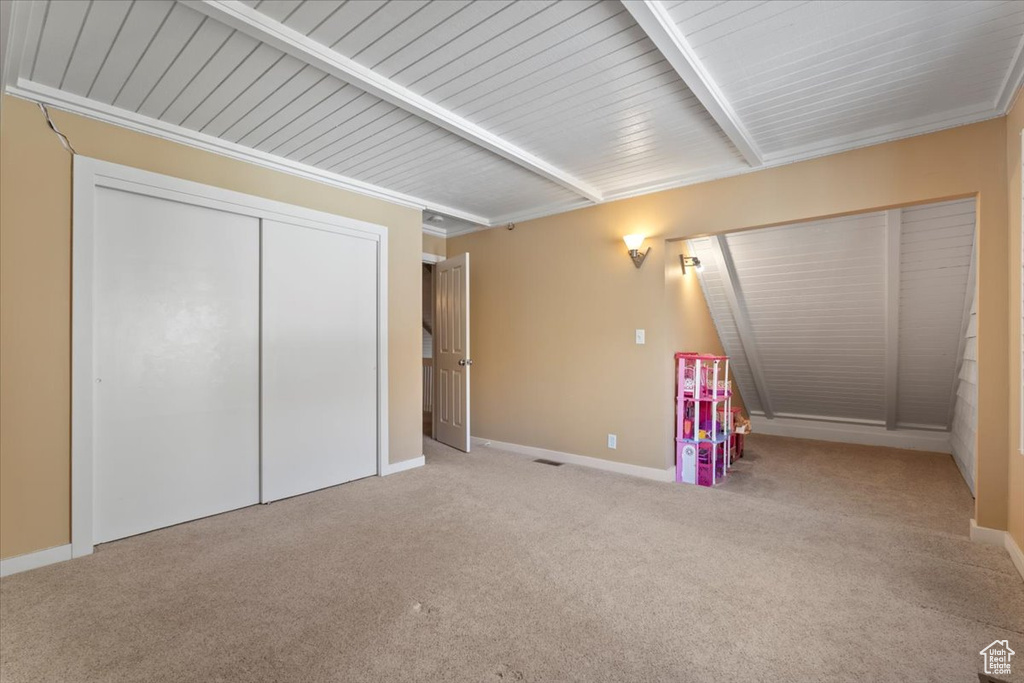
left=883, top=209, right=901, bottom=431
left=707, top=235, right=774, bottom=418
left=996, top=32, right=1024, bottom=114
left=182, top=0, right=604, bottom=204
left=622, top=0, right=762, bottom=167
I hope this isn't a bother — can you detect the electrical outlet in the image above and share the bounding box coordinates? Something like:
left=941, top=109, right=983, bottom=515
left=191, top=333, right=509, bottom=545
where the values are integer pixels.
left=635, top=329, right=645, bottom=345
left=607, top=434, right=617, bottom=449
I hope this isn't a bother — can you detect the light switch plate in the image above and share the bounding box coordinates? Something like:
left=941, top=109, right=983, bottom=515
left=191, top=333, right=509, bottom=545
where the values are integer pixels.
left=608, top=434, right=617, bottom=449
left=635, top=329, right=645, bottom=345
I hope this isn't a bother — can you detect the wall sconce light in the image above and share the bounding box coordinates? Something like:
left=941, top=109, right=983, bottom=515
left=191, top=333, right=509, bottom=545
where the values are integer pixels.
left=680, top=255, right=704, bottom=274
left=623, top=234, right=650, bottom=269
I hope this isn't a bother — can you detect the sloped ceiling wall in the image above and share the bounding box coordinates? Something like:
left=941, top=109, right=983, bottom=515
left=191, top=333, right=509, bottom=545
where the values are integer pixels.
left=689, top=198, right=975, bottom=431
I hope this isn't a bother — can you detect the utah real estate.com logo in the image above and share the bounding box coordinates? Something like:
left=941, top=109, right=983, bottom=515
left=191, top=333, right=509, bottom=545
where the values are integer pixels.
left=980, top=640, right=1015, bottom=678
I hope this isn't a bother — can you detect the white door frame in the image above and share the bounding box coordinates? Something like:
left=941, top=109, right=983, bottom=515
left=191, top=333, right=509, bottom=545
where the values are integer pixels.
left=72, top=157, right=389, bottom=558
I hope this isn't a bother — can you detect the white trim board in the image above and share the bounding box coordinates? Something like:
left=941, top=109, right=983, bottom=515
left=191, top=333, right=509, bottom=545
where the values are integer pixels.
left=422, top=223, right=448, bottom=238
left=382, top=456, right=426, bottom=476
left=7, top=81, right=490, bottom=227
left=750, top=415, right=951, bottom=453
left=73, top=157, right=390, bottom=558
left=0, top=544, right=72, bottom=577
left=996, top=32, right=1024, bottom=114
left=421, top=252, right=444, bottom=264
left=970, top=520, right=1024, bottom=583
left=474, top=438, right=674, bottom=483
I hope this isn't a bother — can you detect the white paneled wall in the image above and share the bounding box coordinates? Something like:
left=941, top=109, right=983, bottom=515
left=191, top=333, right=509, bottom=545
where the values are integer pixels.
left=697, top=213, right=889, bottom=422
left=898, top=199, right=976, bottom=427
left=950, top=294, right=978, bottom=494
left=690, top=197, right=976, bottom=438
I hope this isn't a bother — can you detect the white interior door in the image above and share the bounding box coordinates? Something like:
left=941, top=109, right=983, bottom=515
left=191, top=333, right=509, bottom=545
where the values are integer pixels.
left=261, top=220, right=379, bottom=502
left=93, top=188, right=260, bottom=544
left=435, top=253, right=471, bottom=452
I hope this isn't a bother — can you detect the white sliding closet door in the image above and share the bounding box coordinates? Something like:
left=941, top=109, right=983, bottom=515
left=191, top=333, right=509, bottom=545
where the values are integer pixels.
left=261, top=220, right=379, bottom=502
left=94, top=189, right=260, bottom=544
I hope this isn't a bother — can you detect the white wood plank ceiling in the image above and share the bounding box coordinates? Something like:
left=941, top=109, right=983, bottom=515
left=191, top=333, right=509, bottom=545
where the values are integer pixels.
left=3, top=1, right=1022, bottom=234
left=688, top=198, right=976, bottom=432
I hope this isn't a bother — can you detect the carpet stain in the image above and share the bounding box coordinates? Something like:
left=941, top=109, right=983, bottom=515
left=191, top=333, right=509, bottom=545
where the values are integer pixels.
left=411, top=601, right=438, bottom=615
left=495, top=664, right=526, bottom=680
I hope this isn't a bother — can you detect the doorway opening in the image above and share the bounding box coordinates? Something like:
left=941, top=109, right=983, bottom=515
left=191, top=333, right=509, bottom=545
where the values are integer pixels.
left=421, top=251, right=471, bottom=452
left=422, top=259, right=436, bottom=437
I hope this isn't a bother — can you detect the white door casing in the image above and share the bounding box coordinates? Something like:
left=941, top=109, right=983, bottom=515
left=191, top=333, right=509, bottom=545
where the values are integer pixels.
left=434, top=253, right=471, bottom=452
left=261, top=219, right=379, bottom=502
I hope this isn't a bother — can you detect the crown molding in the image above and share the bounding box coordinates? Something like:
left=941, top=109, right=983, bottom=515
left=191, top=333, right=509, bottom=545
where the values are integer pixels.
left=7, top=79, right=492, bottom=226
left=6, top=45, right=1007, bottom=238
left=764, top=102, right=1003, bottom=167
left=421, top=223, right=448, bottom=238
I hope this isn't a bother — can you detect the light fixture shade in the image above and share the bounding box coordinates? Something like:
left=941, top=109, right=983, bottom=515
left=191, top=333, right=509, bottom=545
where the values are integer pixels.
left=623, top=234, right=645, bottom=251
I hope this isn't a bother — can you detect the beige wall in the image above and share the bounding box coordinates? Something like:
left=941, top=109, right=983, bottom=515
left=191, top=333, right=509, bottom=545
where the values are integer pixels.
left=423, top=233, right=446, bottom=258
left=1007, top=92, right=1024, bottom=552
left=0, top=95, right=423, bottom=559
left=2, top=89, right=1018, bottom=557
left=450, top=118, right=1010, bottom=530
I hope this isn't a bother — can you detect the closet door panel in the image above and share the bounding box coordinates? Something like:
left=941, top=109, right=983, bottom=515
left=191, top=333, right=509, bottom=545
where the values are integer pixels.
left=261, top=220, right=378, bottom=502
left=93, top=188, right=260, bottom=543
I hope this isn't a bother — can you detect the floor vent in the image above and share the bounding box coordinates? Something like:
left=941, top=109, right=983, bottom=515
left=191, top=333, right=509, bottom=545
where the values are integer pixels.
left=533, top=459, right=563, bottom=466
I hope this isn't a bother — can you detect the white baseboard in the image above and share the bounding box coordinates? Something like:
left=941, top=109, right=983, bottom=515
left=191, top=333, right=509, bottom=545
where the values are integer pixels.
left=970, top=519, right=1008, bottom=546
left=475, top=437, right=674, bottom=483
left=0, top=544, right=72, bottom=577
left=382, top=455, right=425, bottom=476
left=750, top=415, right=951, bottom=453
left=970, top=520, right=1024, bottom=583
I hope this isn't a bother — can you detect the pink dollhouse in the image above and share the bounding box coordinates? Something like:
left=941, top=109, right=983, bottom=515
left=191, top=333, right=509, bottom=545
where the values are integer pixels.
left=675, top=353, right=734, bottom=486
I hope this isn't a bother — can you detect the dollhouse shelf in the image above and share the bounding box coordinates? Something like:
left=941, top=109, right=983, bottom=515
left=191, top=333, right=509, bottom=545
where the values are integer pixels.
left=674, top=352, right=739, bottom=487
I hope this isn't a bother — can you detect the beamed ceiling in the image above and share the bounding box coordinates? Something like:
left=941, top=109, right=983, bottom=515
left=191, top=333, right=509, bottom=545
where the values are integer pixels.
left=3, top=0, right=1022, bottom=235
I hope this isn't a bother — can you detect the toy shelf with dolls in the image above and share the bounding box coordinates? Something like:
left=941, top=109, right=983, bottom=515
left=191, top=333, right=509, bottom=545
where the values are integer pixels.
left=674, top=353, right=746, bottom=486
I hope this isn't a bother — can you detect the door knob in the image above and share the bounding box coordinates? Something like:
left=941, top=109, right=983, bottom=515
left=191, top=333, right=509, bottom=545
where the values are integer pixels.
left=458, top=359, right=473, bottom=366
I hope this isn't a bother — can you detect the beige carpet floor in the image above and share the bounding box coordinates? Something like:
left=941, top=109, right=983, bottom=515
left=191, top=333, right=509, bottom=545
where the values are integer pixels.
left=1, top=435, right=1022, bottom=682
